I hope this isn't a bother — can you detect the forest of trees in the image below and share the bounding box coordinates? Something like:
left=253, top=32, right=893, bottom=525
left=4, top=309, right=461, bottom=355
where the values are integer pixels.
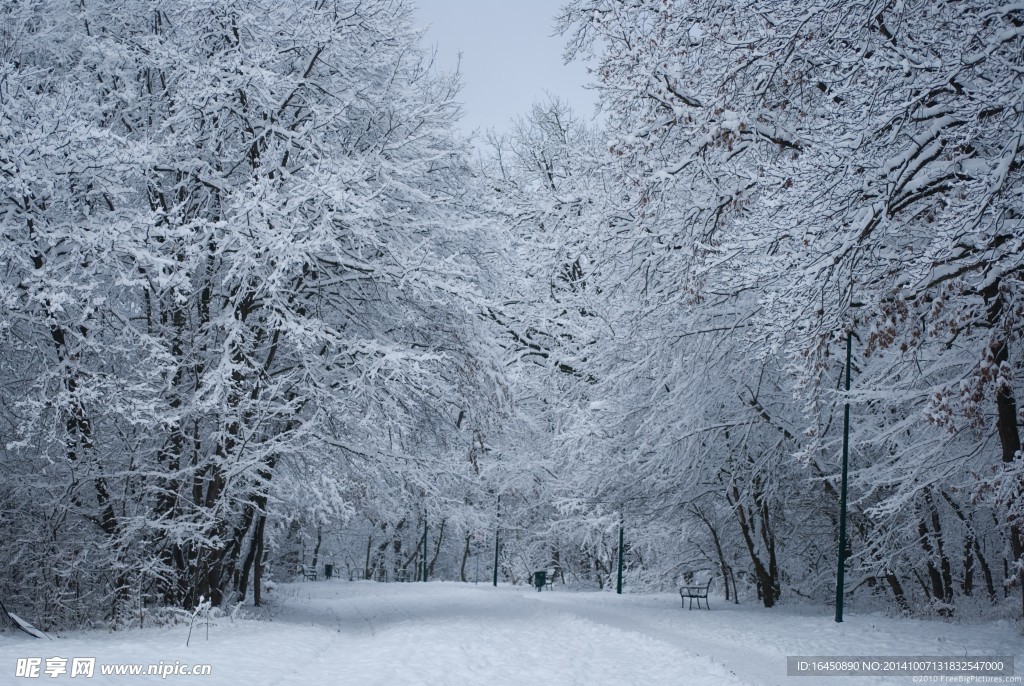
left=1, top=0, right=1021, bottom=629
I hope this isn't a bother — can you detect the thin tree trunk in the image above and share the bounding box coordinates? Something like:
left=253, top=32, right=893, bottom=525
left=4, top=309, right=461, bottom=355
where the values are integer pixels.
left=252, top=515, right=267, bottom=606
left=237, top=517, right=259, bottom=602
left=428, top=519, right=445, bottom=577
left=364, top=535, right=373, bottom=581
left=460, top=535, right=471, bottom=582
left=691, top=504, right=732, bottom=601
left=939, top=490, right=996, bottom=602
left=730, top=482, right=779, bottom=608
left=311, top=525, right=323, bottom=572
left=924, top=490, right=954, bottom=605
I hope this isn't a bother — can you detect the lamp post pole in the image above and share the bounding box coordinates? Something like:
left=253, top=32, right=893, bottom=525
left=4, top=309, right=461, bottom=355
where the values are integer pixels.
left=616, top=514, right=624, bottom=595
left=835, top=331, right=852, bottom=622
left=422, top=514, right=428, bottom=582
left=493, top=494, right=500, bottom=587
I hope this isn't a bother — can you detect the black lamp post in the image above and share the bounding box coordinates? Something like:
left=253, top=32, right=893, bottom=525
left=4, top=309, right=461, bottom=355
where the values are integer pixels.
left=616, top=514, right=624, bottom=595
left=835, top=331, right=852, bottom=622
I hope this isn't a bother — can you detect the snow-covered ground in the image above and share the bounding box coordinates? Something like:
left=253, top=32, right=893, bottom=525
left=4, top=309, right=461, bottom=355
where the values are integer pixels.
left=2, top=582, right=1021, bottom=685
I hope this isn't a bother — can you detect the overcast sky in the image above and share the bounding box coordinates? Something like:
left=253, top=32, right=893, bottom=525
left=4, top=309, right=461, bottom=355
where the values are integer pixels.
left=411, top=0, right=598, bottom=135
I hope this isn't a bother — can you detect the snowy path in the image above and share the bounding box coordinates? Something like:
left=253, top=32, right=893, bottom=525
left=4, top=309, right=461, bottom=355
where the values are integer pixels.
left=1, top=582, right=1021, bottom=685
left=265, top=582, right=742, bottom=685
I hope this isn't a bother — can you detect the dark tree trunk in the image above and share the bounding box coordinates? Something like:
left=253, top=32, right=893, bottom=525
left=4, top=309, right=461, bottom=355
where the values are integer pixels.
left=237, top=517, right=260, bottom=602
left=364, top=535, right=373, bottom=581
left=940, top=491, right=996, bottom=602
left=917, top=515, right=948, bottom=605
left=730, top=482, right=779, bottom=608
left=224, top=504, right=256, bottom=597
left=252, top=515, right=267, bottom=606
left=984, top=281, right=1024, bottom=617
left=311, top=525, right=323, bottom=572
left=460, top=535, right=471, bottom=582
left=883, top=572, right=910, bottom=613
left=924, top=490, right=955, bottom=605
left=691, top=504, right=733, bottom=602
left=428, top=519, right=445, bottom=577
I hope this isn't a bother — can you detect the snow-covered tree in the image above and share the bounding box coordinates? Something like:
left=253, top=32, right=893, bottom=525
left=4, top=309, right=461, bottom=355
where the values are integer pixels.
left=557, top=0, right=1023, bottom=615
left=1, top=0, right=503, bottom=626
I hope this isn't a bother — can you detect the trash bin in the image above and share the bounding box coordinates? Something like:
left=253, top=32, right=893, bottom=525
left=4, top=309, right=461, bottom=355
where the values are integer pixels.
left=533, top=570, right=547, bottom=591
left=324, top=564, right=333, bottom=580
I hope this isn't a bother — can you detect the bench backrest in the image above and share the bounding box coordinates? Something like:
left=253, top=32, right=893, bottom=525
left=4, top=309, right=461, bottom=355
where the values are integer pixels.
left=680, top=579, right=711, bottom=594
